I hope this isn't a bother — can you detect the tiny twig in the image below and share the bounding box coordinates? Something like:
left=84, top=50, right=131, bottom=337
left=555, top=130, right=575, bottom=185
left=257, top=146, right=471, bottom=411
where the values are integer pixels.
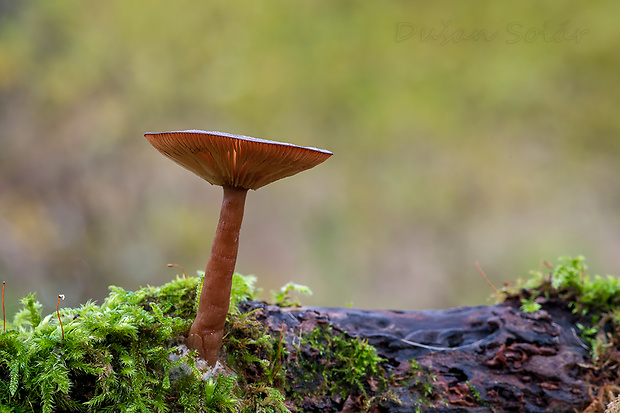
left=475, top=261, right=498, bottom=293
left=401, top=338, right=484, bottom=352
left=167, top=263, right=187, bottom=278
left=57, top=294, right=65, bottom=339
left=571, top=328, right=590, bottom=350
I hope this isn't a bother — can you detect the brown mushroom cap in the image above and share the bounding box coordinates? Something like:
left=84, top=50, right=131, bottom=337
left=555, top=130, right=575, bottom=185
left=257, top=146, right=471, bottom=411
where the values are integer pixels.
left=145, top=130, right=332, bottom=190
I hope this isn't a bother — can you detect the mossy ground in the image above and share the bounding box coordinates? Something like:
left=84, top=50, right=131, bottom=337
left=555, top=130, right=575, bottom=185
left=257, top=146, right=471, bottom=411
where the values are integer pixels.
left=1, top=256, right=619, bottom=412
left=0, top=272, right=403, bottom=412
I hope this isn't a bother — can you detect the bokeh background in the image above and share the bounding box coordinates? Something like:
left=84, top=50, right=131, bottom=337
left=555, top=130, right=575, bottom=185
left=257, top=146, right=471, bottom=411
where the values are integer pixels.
left=1, top=2, right=619, bottom=314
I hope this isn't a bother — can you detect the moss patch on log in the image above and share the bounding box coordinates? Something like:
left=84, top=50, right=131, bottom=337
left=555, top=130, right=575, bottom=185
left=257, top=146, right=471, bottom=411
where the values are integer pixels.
left=0, top=274, right=289, bottom=412
left=499, top=256, right=620, bottom=411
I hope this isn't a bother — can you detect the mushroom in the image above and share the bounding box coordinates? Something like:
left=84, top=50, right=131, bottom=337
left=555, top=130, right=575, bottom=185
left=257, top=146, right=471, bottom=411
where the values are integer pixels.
left=144, top=130, right=332, bottom=366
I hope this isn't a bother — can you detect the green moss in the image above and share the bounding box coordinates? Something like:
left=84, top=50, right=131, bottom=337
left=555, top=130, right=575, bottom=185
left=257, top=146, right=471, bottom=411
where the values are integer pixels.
left=286, top=324, right=385, bottom=398
left=270, top=283, right=312, bottom=307
left=466, top=380, right=485, bottom=406
left=406, top=359, right=441, bottom=411
left=500, top=256, right=620, bottom=361
left=0, top=273, right=288, bottom=412
left=502, top=256, right=620, bottom=315
left=282, top=323, right=406, bottom=410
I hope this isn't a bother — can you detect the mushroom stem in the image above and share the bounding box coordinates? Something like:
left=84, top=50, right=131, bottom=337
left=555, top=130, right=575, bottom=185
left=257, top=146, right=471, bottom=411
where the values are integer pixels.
left=187, top=185, right=248, bottom=365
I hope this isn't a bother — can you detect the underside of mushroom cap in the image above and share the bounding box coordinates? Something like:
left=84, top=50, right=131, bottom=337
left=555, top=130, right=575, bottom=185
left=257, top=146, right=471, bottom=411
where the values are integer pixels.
left=145, top=130, right=332, bottom=190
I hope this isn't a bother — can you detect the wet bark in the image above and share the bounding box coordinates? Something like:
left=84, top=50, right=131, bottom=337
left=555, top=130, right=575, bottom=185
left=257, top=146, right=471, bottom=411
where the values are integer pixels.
left=240, top=298, right=596, bottom=412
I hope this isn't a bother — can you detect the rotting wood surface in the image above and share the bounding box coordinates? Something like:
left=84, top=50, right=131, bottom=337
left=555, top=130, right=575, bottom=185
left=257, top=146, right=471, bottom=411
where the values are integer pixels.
left=239, top=298, right=595, bottom=412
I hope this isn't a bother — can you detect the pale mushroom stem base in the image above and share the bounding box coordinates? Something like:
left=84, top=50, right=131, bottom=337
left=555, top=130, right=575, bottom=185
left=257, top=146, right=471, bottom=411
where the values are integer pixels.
left=187, top=185, right=248, bottom=366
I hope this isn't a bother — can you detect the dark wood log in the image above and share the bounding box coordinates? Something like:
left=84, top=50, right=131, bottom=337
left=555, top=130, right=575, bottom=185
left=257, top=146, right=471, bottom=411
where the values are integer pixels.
left=240, top=298, right=596, bottom=412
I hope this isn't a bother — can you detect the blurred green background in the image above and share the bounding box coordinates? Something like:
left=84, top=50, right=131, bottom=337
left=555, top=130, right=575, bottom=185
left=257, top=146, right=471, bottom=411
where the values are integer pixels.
left=1, top=1, right=619, bottom=313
